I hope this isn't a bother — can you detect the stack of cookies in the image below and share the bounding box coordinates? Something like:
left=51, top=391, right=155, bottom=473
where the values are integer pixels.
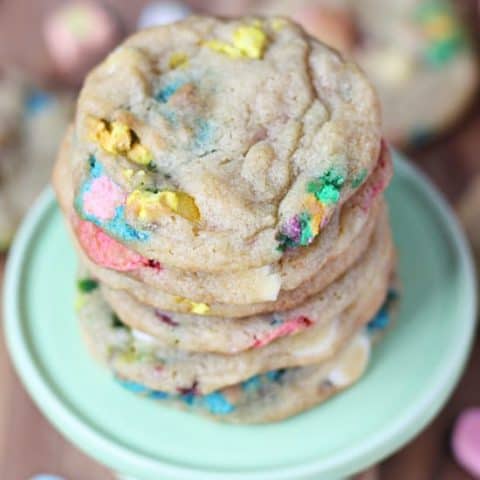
left=53, top=16, right=396, bottom=423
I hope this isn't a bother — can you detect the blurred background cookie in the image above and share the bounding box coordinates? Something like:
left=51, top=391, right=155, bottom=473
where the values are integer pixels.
left=43, top=1, right=125, bottom=86
left=0, top=69, right=73, bottom=250
left=254, top=0, right=479, bottom=149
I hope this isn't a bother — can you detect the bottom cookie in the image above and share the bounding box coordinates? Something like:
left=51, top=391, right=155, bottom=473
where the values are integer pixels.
left=82, top=289, right=397, bottom=423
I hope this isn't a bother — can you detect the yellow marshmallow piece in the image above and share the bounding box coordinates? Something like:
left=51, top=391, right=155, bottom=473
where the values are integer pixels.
left=233, top=25, right=267, bottom=59
left=190, top=302, right=211, bottom=315
left=205, top=24, right=268, bottom=60
left=204, top=39, right=243, bottom=59
left=126, top=190, right=200, bottom=222
left=175, top=296, right=210, bottom=315
left=128, top=142, right=153, bottom=166
left=88, top=117, right=154, bottom=166
left=169, top=52, right=189, bottom=69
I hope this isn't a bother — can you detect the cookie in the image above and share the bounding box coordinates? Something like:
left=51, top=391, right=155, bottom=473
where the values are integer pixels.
left=76, top=220, right=393, bottom=394
left=96, top=208, right=393, bottom=354
left=256, top=0, right=478, bottom=147
left=54, top=131, right=391, bottom=307
left=88, top=291, right=397, bottom=423
left=0, top=70, right=73, bottom=249
left=68, top=16, right=381, bottom=271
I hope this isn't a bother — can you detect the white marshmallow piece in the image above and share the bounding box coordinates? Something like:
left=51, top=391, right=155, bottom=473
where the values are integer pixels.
left=137, top=1, right=192, bottom=30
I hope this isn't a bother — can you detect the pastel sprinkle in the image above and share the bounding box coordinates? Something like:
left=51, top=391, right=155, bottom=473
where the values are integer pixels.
left=155, top=79, right=186, bottom=103
left=150, top=390, right=169, bottom=400
left=367, top=290, right=397, bottom=332
left=303, top=194, right=325, bottom=237
left=117, top=377, right=151, bottom=394
left=276, top=212, right=315, bottom=251
left=102, top=205, right=150, bottom=242
left=126, top=189, right=200, bottom=222
left=202, top=392, right=235, bottom=414
left=77, top=278, right=98, bottom=292
left=367, top=307, right=389, bottom=332
left=252, top=316, right=313, bottom=348
left=242, top=375, right=261, bottom=391
left=307, top=168, right=345, bottom=205
left=169, top=51, right=189, bottom=69
left=82, top=174, right=126, bottom=221
left=299, top=212, right=313, bottom=246
left=351, top=169, right=368, bottom=189
left=266, top=369, right=286, bottom=382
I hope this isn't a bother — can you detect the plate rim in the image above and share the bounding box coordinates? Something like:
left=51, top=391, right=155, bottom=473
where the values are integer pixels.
left=3, top=153, right=477, bottom=480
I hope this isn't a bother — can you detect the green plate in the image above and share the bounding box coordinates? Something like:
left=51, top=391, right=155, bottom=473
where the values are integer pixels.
left=3, top=153, right=477, bottom=480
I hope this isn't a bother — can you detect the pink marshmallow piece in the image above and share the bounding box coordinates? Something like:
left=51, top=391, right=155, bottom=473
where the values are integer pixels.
left=252, top=316, right=313, bottom=349
left=83, top=175, right=125, bottom=221
left=75, top=217, right=149, bottom=272
left=452, top=407, right=480, bottom=478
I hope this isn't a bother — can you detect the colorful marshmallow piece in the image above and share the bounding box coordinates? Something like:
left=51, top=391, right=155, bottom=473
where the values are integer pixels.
left=137, top=1, right=191, bottom=30
left=43, top=1, right=124, bottom=85
left=452, top=407, right=480, bottom=478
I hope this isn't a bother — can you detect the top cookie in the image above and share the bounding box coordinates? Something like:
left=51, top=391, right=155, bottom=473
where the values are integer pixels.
left=71, top=16, right=381, bottom=272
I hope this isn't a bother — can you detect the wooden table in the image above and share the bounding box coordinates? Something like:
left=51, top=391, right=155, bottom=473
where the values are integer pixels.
left=1, top=1, right=479, bottom=478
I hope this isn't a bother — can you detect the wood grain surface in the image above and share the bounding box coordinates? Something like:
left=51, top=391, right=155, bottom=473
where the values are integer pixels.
left=0, top=1, right=479, bottom=479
